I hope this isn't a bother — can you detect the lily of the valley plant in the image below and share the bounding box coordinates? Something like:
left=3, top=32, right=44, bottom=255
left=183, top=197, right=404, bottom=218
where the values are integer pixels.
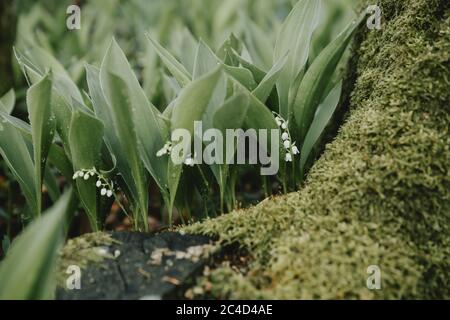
left=0, top=0, right=363, bottom=231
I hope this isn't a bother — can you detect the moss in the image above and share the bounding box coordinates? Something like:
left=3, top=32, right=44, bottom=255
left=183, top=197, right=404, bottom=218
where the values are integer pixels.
left=183, top=0, right=450, bottom=299
left=57, top=232, right=120, bottom=287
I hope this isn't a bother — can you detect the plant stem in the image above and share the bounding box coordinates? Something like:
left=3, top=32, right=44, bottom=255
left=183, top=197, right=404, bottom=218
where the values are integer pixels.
left=262, top=175, right=270, bottom=198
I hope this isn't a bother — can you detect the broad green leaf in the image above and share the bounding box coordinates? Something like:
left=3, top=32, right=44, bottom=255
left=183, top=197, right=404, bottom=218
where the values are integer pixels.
left=223, top=65, right=257, bottom=91
left=48, top=144, right=73, bottom=181
left=0, top=110, right=72, bottom=181
left=44, top=166, right=61, bottom=203
left=300, top=81, right=342, bottom=174
left=85, top=64, right=137, bottom=202
left=167, top=67, right=222, bottom=222
left=0, top=190, right=72, bottom=300
left=309, top=0, right=356, bottom=61
left=230, top=48, right=267, bottom=83
left=171, top=67, right=223, bottom=133
left=192, top=41, right=227, bottom=130
left=162, top=100, right=176, bottom=121
left=162, top=74, right=181, bottom=102
left=26, top=74, right=55, bottom=216
left=211, top=93, right=250, bottom=209
left=214, top=93, right=250, bottom=135
left=45, top=90, right=74, bottom=158
left=100, top=39, right=169, bottom=229
left=14, top=48, right=76, bottom=157
left=202, top=76, right=227, bottom=131
left=0, top=89, right=15, bottom=114
left=252, top=53, right=289, bottom=103
left=100, top=71, right=149, bottom=230
left=216, top=33, right=242, bottom=67
left=147, top=34, right=191, bottom=87
left=193, top=40, right=219, bottom=80
left=224, top=75, right=281, bottom=167
left=293, top=16, right=363, bottom=141
left=14, top=47, right=83, bottom=104
left=227, top=77, right=278, bottom=133
left=178, top=28, right=198, bottom=74
left=240, top=44, right=253, bottom=63
left=0, top=112, right=37, bottom=217
left=274, top=0, right=322, bottom=117
left=69, top=110, right=104, bottom=230
left=243, top=18, right=273, bottom=70
left=193, top=40, right=256, bottom=91
left=101, top=39, right=168, bottom=191
left=0, top=111, right=31, bottom=136
left=213, top=0, right=241, bottom=35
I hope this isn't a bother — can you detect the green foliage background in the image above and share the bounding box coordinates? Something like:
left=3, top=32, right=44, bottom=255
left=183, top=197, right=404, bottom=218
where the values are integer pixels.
left=183, top=0, right=450, bottom=299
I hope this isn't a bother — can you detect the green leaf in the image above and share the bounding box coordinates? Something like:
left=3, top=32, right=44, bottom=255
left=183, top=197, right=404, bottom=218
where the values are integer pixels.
left=230, top=48, right=267, bottom=83
left=243, top=18, right=273, bottom=70
left=44, top=166, right=61, bottom=203
left=85, top=64, right=137, bottom=202
left=48, top=144, right=73, bottom=181
left=226, top=77, right=278, bottom=133
left=225, top=75, right=281, bottom=165
left=100, top=71, right=149, bottom=230
left=300, top=81, right=342, bottom=174
left=223, top=65, right=257, bottom=91
left=193, top=40, right=256, bottom=91
left=213, top=0, right=241, bottom=35
left=293, top=16, right=363, bottom=141
left=0, top=112, right=38, bottom=217
left=171, top=66, right=223, bottom=134
left=0, top=89, right=15, bottom=114
left=14, top=47, right=83, bottom=104
left=69, top=110, right=104, bottom=230
left=274, top=0, right=322, bottom=117
left=211, top=93, right=250, bottom=209
left=178, top=28, right=198, bottom=74
left=167, top=67, right=223, bottom=222
left=192, top=41, right=227, bottom=130
left=0, top=190, right=72, bottom=300
left=252, top=53, right=289, bottom=103
left=214, top=93, right=251, bottom=135
left=193, top=40, right=219, bottom=80
left=1, top=236, right=10, bottom=256
left=216, top=33, right=243, bottom=66
left=101, top=39, right=168, bottom=190
left=100, top=39, right=169, bottom=229
left=26, top=73, right=55, bottom=216
left=0, top=111, right=72, bottom=182
left=162, top=74, right=181, bottom=101
left=14, top=48, right=78, bottom=157
left=146, top=34, right=191, bottom=87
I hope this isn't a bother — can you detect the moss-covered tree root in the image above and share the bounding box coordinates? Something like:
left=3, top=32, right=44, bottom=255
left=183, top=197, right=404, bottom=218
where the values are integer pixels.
left=183, top=0, right=450, bottom=299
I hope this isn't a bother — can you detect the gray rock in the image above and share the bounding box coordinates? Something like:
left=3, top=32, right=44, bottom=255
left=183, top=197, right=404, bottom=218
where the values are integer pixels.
left=56, top=232, right=215, bottom=300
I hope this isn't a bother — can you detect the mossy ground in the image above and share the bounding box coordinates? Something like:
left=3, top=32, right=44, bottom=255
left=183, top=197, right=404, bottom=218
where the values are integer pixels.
left=182, top=0, right=450, bottom=299
left=57, top=232, right=119, bottom=286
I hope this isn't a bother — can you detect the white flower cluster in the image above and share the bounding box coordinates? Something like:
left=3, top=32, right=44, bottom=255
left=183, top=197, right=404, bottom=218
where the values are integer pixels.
left=156, top=140, right=196, bottom=167
left=184, top=155, right=196, bottom=167
left=72, top=168, right=114, bottom=198
left=273, top=112, right=300, bottom=162
left=156, top=141, right=173, bottom=157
